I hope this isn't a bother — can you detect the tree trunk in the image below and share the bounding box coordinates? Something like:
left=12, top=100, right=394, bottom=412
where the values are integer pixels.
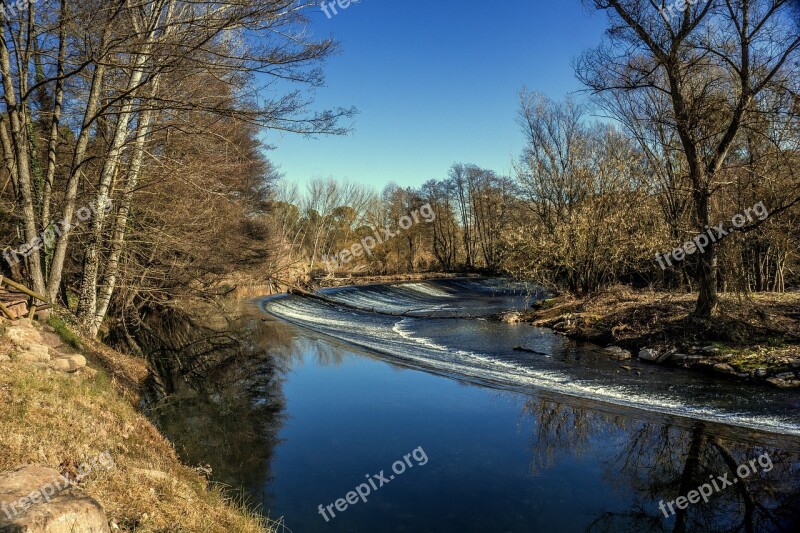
left=693, top=191, right=718, bottom=319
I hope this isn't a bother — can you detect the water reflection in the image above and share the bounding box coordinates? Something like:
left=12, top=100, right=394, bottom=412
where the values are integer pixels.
left=523, top=396, right=800, bottom=532
left=143, top=303, right=800, bottom=532
left=143, top=303, right=293, bottom=501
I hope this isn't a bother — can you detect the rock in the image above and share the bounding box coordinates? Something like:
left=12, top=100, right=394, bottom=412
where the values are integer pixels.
left=33, top=309, right=52, bottom=321
left=40, top=331, right=65, bottom=350
left=620, top=365, right=634, bottom=371
left=513, top=346, right=548, bottom=356
left=43, top=325, right=56, bottom=334
left=13, top=345, right=51, bottom=364
left=713, top=363, right=736, bottom=375
left=0, top=353, right=10, bottom=363
left=66, top=355, right=86, bottom=369
left=766, top=377, right=799, bottom=389
left=754, top=368, right=768, bottom=378
left=775, top=372, right=795, bottom=380
left=49, top=358, right=74, bottom=373
left=638, top=348, right=660, bottom=361
left=500, top=312, right=523, bottom=324
left=605, top=346, right=632, bottom=360
left=5, top=325, right=44, bottom=351
left=0, top=465, right=110, bottom=532
left=790, top=360, right=800, bottom=369
left=700, top=345, right=720, bottom=354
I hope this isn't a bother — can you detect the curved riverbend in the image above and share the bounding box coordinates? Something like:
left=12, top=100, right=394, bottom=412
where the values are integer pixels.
left=263, top=278, right=800, bottom=436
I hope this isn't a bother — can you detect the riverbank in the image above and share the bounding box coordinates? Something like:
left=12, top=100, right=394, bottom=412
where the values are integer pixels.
left=523, top=286, right=800, bottom=389
left=0, top=313, right=276, bottom=532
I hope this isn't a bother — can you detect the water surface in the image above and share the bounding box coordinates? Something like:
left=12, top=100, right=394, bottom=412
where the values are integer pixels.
left=151, top=279, right=800, bottom=532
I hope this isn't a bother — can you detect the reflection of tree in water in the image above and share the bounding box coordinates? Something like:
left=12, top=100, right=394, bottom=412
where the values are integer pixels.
left=522, top=397, right=800, bottom=532
left=126, top=301, right=297, bottom=512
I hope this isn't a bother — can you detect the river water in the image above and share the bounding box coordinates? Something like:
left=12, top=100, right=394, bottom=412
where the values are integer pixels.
left=151, top=278, right=800, bottom=532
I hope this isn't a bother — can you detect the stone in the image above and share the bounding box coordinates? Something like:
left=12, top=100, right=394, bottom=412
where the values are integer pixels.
left=49, top=358, right=74, bottom=372
left=33, top=309, right=52, bottom=321
left=713, top=363, right=736, bottom=375
left=605, top=346, right=632, bottom=360
left=775, top=372, right=795, bottom=380
left=66, top=355, right=86, bottom=369
left=700, top=345, right=720, bottom=354
left=790, top=360, right=800, bottom=369
left=766, top=377, right=799, bottom=389
left=13, top=346, right=51, bottom=364
left=638, top=348, right=660, bottom=361
left=40, top=331, right=65, bottom=350
left=5, top=325, right=44, bottom=350
left=0, top=353, right=10, bottom=363
left=754, top=368, right=768, bottom=378
left=0, top=465, right=110, bottom=532
left=499, top=312, right=523, bottom=324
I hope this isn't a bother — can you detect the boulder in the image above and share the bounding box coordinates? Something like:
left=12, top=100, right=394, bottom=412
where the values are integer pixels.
left=766, top=377, right=799, bottom=389
left=5, top=326, right=43, bottom=351
left=0, top=465, right=110, bottom=532
left=13, top=346, right=51, bottom=364
left=775, top=372, right=795, bottom=380
left=700, top=345, right=720, bottom=354
left=605, top=346, right=632, bottom=360
left=713, top=363, right=736, bottom=375
left=66, top=355, right=86, bottom=369
left=499, top=312, right=523, bottom=324
left=33, top=309, right=52, bottom=321
left=754, top=368, right=768, bottom=378
left=638, top=348, right=660, bottom=362
left=49, top=359, right=74, bottom=373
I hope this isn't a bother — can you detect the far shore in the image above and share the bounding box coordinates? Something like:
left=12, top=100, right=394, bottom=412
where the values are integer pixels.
left=520, top=286, right=800, bottom=390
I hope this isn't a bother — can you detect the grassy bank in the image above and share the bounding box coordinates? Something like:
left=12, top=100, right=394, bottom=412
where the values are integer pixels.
left=0, top=314, right=277, bottom=532
left=525, top=287, right=800, bottom=387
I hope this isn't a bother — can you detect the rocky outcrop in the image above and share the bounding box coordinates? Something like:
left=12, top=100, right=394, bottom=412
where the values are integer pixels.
left=0, top=466, right=109, bottom=532
left=1, top=320, right=86, bottom=374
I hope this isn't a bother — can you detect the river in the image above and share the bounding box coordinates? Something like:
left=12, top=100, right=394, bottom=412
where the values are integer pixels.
left=150, top=278, right=800, bottom=532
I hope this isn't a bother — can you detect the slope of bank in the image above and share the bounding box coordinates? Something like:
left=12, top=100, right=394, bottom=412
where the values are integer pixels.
left=0, top=314, right=275, bottom=532
left=524, top=287, right=800, bottom=388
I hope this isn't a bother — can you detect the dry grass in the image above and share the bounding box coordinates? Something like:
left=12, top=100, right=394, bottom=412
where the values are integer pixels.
left=0, top=320, right=277, bottom=532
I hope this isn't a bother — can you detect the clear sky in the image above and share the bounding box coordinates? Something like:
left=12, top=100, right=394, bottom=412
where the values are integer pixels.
left=262, top=0, right=610, bottom=191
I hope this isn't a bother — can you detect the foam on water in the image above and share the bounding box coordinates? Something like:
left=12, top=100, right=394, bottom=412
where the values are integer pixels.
left=264, top=280, right=800, bottom=436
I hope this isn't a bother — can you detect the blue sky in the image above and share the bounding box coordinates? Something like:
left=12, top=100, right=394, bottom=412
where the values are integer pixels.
left=262, top=0, right=609, bottom=190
